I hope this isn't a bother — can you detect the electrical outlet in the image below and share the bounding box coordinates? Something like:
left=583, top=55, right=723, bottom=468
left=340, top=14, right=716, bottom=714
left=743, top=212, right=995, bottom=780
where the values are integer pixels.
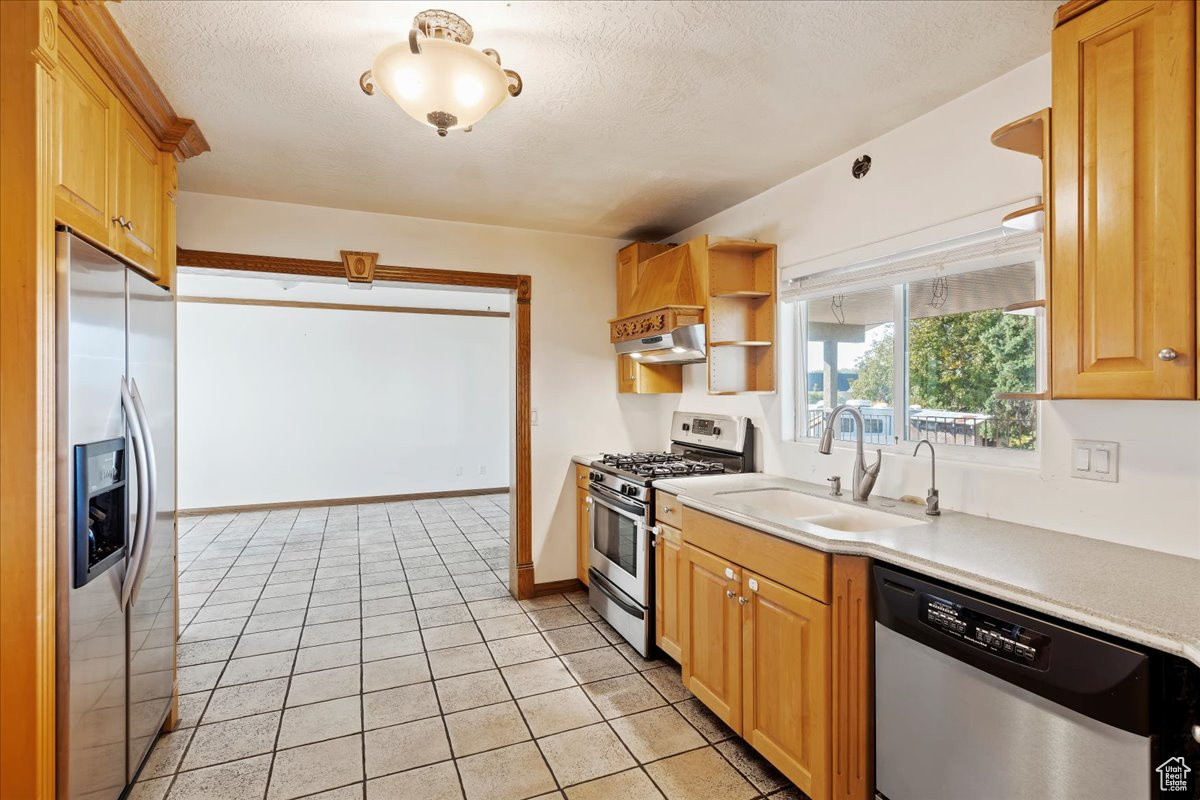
left=531, top=408, right=539, bottom=426
left=455, top=466, right=463, bottom=477
left=479, top=466, right=486, bottom=475
left=1071, top=440, right=1119, bottom=483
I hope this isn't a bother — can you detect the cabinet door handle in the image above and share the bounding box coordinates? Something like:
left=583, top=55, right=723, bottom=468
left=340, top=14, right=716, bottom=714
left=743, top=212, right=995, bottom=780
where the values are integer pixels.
left=112, top=215, right=127, bottom=228
left=124, top=219, right=134, bottom=231
left=747, top=578, right=759, bottom=593
left=1158, top=347, right=1179, bottom=361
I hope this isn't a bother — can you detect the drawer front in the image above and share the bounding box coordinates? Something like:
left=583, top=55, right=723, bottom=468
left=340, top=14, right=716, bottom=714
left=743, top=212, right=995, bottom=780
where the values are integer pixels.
left=656, top=490, right=682, bottom=524
left=575, top=463, right=591, bottom=489
left=683, top=509, right=830, bottom=603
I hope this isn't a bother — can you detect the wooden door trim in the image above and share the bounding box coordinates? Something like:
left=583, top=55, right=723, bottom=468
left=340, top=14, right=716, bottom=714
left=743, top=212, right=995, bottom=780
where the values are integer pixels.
left=177, top=247, right=536, bottom=598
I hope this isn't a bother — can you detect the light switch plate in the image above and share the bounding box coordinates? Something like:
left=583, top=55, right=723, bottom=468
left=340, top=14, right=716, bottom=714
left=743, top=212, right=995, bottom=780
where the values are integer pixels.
left=1071, top=440, right=1119, bottom=482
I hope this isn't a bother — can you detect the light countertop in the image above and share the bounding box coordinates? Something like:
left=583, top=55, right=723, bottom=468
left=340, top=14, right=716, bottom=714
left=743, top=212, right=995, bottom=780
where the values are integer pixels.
left=655, top=472, right=1200, bottom=669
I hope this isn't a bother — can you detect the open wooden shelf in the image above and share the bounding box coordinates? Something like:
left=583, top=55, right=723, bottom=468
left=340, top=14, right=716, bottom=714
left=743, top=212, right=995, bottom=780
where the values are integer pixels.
left=1001, top=202, right=1045, bottom=232
left=708, top=238, right=775, bottom=255
left=711, top=290, right=772, bottom=298
left=705, top=237, right=777, bottom=394
left=991, top=110, right=1049, bottom=158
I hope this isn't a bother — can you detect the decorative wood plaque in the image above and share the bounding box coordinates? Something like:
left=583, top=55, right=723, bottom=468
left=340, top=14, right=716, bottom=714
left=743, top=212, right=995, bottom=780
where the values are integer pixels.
left=609, top=306, right=704, bottom=343
left=340, top=250, right=378, bottom=286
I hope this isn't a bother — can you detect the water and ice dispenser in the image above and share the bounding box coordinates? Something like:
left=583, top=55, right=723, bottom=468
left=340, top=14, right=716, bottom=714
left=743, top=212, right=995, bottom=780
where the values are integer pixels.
left=73, top=438, right=127, bottom=587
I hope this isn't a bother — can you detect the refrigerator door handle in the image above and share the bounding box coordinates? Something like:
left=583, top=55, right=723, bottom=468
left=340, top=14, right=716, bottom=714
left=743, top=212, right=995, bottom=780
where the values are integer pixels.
left=120, top=377, right=150, bottom=610
left=127, top=378, right=157, bottom=607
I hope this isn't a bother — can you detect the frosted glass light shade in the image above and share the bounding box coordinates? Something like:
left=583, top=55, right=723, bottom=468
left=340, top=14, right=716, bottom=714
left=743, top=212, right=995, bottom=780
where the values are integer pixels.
left=371, top=38, right=511, bottom=135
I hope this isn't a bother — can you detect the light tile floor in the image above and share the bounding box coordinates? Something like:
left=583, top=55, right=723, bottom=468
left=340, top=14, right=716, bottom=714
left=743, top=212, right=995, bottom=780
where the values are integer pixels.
left=130, top=494, right=806, bottom=800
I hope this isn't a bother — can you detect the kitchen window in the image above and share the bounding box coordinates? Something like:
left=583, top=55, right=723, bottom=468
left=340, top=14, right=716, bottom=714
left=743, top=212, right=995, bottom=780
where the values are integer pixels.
left=788, top=223, right=1044, bottom=457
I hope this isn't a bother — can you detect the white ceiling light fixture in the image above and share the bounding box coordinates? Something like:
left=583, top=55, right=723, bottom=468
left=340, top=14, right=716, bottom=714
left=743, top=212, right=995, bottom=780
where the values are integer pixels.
left=359, top=9, right=523, bottom=137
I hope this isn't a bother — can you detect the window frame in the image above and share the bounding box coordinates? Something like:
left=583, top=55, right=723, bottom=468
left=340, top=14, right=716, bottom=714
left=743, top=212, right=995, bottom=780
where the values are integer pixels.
left=792, top=266, right=1045, bottom=469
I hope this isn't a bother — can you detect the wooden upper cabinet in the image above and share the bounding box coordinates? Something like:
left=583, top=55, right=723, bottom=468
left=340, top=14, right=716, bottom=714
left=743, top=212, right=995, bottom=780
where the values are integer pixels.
left=54, top=34, right=117, bottom=245
left=159, top=154, right=178, bottom=289
left=1051, top=0, right=1196, bottom=398
left=681, top=543, right=742, bottom=731
left=114, top=108, right=164, bottom=276
left=741, top=571, right=830, bottom=799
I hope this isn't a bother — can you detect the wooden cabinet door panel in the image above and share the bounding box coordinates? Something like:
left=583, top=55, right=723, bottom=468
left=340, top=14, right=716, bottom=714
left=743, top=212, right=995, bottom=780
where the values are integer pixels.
left=115, top=109, right=162, bottom=275
left=55, top=35, right=116, bottom=245
left=681, top=544, right=741, bottom=731
left=1051, top=0, right=1196, bottom=398
left=576, top=486, right=590, bottom=587
left=655, top=524, right=682, bottom=662
left=741, top=571, right=830, bottom=799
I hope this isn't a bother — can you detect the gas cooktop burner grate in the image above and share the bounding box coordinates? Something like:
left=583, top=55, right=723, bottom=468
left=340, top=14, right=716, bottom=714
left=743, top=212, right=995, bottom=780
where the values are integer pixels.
left=631, top=460, right=726, bottom=478
left=599, top=452, right=682, bottom=467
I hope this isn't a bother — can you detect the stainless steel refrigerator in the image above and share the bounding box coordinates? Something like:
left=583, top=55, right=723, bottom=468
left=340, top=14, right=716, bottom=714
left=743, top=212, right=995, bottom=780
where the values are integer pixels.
left=55, top=229, right=176, bottom=800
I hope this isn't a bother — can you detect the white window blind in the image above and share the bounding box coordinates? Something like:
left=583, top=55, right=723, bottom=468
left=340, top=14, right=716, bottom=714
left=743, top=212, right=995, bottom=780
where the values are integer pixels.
left=782, top=227, right=1042, bottom=303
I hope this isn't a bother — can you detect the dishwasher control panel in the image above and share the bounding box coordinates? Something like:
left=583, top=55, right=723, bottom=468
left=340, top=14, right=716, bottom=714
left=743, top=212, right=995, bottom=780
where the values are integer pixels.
left=920, top=594, right=1050, bottom=669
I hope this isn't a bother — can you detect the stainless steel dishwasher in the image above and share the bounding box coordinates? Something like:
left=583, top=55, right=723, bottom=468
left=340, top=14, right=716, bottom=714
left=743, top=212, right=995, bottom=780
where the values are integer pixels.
left=874, top=563, right=1164, bottom=800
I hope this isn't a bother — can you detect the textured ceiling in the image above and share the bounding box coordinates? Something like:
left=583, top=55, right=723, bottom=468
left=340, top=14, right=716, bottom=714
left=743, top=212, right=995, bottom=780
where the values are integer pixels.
left=110, top=0, right=1057, bottom=238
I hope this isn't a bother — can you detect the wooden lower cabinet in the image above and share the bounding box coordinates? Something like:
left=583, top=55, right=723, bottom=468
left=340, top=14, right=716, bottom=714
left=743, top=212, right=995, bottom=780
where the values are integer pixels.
left=742, top=570, right=830, bottom=799
left=681, top=543, right=743, bottom=730
left=679, top=509, right=872, bottom=800
left=654, top=523, right=683, bottom=662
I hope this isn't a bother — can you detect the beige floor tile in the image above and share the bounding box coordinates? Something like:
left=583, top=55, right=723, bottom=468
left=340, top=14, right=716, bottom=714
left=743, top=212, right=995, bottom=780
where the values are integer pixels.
left=139, top=727, right=194, bottom=778
left=175, top=690, right=209, bottom=729
left=286, top=664, right=360, bottom=707
left=435, top=669, right=511, bottom=713
left=519, top=594, right=570, bottom=611
left=300, top=619, right=362, bottom=648
left=476, top=614, right=538, bottom=641
left=609, top=707, right=706, bottom=763
left=581, top=673, right=666, bottom=720
left=362, top=630, right=423, bottom=662
left=364, top=716, right=451, bottom=778
left=363, top=681, right=441, bottom=729
left=466, top=597, right=523, bottom=620
left=564, top=768, right=665, bottom=800
left=422, top=622, right=483, bottom=651
left=362, top=653, right=430, bottom=692
left=644, top=747, right=758, bottom=800
left=456, top=741, right=556, bottom=800
left=277, top=695, right=362, bottom=749
left=366, top=761, right=462, bottom=800
left=127, top=776, right=171, bottom=800
left=202, top=677, right=288, bottom=723
left=445, top=701, right=530, bottom=756
left=167, top=754, right=271, bottom=800
left=542, top=624, right=608, bottom=655
left=643, top=667, right=691, bottom=703
left=487, top=633, right=555, bottom=667
left=182, top=711, right=281, bottom=770
left=294, top=640, right=360, bottom=674
left=361, top=610, right=418, bottom=639
left=527, top=605, right=587, bottom=631
left=517, top=686, right=602, bottom=737
left=674, top=698, right=735, bottom=743
left=301, top=786, right=363, bottom=800
left=428, top=643, right=495, bottom=678
left=501, top=657, right=576, bottom=698
left=715, top=738, right=789, bottom=792
left=538, top=722, right=637, bottom=786
left=267, top=734, right=364, bottom=800
left=561, top=647, right=636, bottom=684
left=233, top=627, right=302, bottom=658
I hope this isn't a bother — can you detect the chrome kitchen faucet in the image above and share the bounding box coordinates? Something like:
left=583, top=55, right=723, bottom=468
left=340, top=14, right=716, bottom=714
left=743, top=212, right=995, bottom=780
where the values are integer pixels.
left=817, top=405, right=882, bottom=502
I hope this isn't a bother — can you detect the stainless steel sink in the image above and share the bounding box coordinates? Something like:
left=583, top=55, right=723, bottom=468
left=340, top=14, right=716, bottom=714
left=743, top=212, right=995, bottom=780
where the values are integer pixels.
left=714, top=487, right=927, bottom=532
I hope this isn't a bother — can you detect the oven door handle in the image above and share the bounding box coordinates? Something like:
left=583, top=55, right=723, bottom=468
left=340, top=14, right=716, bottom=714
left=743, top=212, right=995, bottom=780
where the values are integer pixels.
left=589, top=568, right=645, bottom=619
left=588, top=488, right=646, bottom=522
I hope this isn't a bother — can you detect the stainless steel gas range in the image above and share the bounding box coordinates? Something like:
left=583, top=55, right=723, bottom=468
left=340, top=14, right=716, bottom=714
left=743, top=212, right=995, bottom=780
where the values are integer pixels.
left=586, top=411, right=754, bottom=655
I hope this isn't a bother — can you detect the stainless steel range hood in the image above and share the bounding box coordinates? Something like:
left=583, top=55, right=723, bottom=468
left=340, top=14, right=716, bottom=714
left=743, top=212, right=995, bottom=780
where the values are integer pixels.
left=613, top=323, right=706, bottom=364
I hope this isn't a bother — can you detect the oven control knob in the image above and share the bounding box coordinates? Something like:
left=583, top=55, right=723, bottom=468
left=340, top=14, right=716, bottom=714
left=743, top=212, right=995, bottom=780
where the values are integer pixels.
left=713, top=426, right=722, bottom=436
left=682, top=423, right=690, bottom=432
left=589, top=471, right=600, bottom=482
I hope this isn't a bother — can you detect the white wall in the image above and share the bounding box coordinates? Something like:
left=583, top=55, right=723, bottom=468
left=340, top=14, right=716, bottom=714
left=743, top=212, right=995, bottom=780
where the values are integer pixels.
left=175, top=274, right=512, bottom=509
left=656, top=54, right=1200, bottom=558
left=176, top=192, right=671, bottom=579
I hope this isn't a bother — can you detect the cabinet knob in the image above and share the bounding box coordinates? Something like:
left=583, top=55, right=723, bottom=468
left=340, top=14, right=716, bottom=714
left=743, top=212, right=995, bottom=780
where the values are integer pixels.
left=1158, top=348, right=1179, bottom=361
left=124, top=219, right=134, bottom=231
left=112, top=215, right=126, bottom=227
left=737, top=596, right=747, bottom=605
left=1192, top=723, right=1200, bottom=745
left=726, top=590, right=736, bottom=599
